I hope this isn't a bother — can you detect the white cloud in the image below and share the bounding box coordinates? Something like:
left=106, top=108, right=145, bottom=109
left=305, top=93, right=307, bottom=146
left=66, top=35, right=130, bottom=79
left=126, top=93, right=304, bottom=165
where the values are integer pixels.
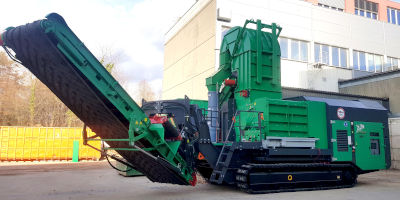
left=0, top=0, right=195, bottom=99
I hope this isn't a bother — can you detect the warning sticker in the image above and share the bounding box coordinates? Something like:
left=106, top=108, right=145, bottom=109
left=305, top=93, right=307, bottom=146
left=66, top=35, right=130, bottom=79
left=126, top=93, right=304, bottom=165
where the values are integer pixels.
left=337, top=107, right=345, bottom=119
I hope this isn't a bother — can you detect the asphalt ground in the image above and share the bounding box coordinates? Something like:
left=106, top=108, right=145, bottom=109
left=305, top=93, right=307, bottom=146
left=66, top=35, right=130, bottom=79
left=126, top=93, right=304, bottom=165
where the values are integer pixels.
left=0, top=161, right=399, bottom=200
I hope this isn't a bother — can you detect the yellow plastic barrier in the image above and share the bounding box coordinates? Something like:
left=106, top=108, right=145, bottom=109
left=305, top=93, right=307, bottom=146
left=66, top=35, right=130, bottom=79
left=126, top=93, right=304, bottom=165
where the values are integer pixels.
left=0, top=126, right=101, bottom=161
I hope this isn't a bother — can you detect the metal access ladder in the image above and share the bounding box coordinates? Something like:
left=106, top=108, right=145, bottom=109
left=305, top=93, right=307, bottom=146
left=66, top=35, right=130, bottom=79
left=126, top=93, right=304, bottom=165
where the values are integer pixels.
left=209, top=111, right=238, bottom=184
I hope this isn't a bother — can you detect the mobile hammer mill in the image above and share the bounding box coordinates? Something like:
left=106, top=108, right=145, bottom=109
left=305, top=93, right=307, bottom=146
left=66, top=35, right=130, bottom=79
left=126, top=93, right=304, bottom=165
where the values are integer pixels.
left=0, top=13, right=390, bottom=193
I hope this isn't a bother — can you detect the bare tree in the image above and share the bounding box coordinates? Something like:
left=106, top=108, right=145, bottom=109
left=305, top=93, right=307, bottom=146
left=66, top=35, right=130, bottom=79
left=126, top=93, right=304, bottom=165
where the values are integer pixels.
left=0, top=52, right=30, bottom=125
left=137, top=80, right=156, bottom=105
left=97, top=46, right=128, bottom=87
left=0, top=51, right=83, bottom=127
left=0, top=46, right=135, bottom=127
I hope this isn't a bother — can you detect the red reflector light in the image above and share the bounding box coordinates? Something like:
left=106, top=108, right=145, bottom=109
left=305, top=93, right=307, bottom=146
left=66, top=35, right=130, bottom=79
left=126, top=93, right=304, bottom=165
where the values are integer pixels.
left=224, top=79, right=236, bottom=86
left=189, top=172, right=197, bottom=186
left=149, top=115, right=168, bottom=124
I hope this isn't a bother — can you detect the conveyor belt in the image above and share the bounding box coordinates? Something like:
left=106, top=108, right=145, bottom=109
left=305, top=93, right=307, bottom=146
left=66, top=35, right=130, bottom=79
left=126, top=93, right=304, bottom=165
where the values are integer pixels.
left=3, top=20, right=188, bottom=185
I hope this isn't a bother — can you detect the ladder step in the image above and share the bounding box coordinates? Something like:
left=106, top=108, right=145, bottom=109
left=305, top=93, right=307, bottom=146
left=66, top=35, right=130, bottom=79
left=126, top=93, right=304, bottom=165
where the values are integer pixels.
left=212, top=170, right=222, bottom=174
left=216, top=163, right=226, bottom=168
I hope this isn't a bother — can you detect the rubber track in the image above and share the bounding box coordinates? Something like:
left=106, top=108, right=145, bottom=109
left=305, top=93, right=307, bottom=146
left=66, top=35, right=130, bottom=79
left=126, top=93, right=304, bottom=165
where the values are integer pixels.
left=235, top=163, right=357, bottom=194
left=3, top=21, right=188, bottom=185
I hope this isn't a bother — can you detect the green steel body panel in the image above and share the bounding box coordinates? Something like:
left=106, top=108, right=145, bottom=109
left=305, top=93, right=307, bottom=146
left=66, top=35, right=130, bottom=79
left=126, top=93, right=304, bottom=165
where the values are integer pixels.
left=236, top=98, right=328, bottom=148
left=207, top=20, right=328, bottom=148
left=331, top=120, right=386, bottom=170
left=9, top=14, right=195, bottom=184
left=354, top=121, right=386, bottom=170
left=331, top=120, right=352, bottom=162
left=307, top=101, right=328, bottom=149
left=189, top=99, right=208, bottom=111
left=206, top=20, right=282, bottom=100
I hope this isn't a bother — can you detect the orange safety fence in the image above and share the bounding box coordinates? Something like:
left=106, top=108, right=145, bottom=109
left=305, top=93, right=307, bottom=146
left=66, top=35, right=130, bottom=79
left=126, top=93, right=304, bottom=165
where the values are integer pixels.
left=0, top=126, right=101, bottom=161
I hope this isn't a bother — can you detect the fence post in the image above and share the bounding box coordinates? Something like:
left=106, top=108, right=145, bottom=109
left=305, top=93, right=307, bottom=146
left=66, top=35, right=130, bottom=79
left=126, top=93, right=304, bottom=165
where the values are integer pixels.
left=72, top=140, right=79, bottom=162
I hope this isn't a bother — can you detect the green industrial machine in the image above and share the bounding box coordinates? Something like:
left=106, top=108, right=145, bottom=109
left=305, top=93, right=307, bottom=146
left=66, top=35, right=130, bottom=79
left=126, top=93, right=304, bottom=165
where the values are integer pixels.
left=1, top=14, right=390, bottom=193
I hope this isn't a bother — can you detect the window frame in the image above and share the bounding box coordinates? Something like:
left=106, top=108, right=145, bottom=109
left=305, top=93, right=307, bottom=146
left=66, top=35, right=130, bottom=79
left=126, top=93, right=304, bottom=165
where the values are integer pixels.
left=279, top=37, right=289, bottom=59
left=353, top=50, right=383, bottom=72
left=386, top=57, right=399, bottom=71
left=388, top=7, right=400, bottom=25
left=300, top=41, right=308, bottom=62
left=355, top=0, right=378, bottom=20
left=318, top=3, right=344, bottom=12
left=290, top=40, right=300, bottom=61
left=315, top=43, right=348, bottom=68
left=353, top=51, right=359, bottom=70
left=279, top=37, right=309, bottom=63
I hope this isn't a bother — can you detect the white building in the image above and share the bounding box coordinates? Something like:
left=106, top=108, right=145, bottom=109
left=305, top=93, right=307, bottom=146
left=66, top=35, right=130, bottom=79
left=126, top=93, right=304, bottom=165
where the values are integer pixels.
left=163, top=0, right=400, bottom=100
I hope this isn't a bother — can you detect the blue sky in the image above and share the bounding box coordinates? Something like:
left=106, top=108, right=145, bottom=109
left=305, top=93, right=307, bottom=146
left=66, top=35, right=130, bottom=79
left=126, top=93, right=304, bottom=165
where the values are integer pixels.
left=0, top=0, right=195, bottom=99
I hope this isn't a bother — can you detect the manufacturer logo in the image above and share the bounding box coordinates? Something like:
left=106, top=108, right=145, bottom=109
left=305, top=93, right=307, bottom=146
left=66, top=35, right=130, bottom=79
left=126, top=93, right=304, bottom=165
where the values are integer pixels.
left=356, top=124, right=365, bottom=133
left=337, top=107, right=345, bottom=119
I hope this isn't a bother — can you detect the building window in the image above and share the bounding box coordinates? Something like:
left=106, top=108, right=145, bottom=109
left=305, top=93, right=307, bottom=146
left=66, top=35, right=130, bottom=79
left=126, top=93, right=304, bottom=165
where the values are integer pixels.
left=353, top=50, right=383, bottom=72
left=318, top=3, right=344, bottom=12
left=355, top=0, right=378, bottom=20
left=360, top=52, right=366, bottom=71
left=291, top=40, right=299, bottom=60
left=353, top=51, right=359, bottom=70
left=322, top=45, right=329, bottom=64
left=315, top=43, right=348, bottom=68
left=391, top=9, right=396, bottom=24
left=367, top=54, right=374, bottom=72
left=385, top=57, right=399, bottom=71
left=279, top=38, right=288, bottom=58
left=331, top=47, right=347, bottom=68
left=375, top=55, right=383, bottom=72
left=279, top=38, right=308, bottom=62
left=314, top=44, right=320, bottom=63
left=332, top=47, right=339, bottom=67
left=398, top=10, right=400, bottom=25
left=387, top=7, right=400, bottom=25
left=340, top=48, right=348, bottom=68
left=353, top=51, right=366, bottom=71
left=315, top=43, right=329, bottom=65
left=300, top=42, right=308, bottom=62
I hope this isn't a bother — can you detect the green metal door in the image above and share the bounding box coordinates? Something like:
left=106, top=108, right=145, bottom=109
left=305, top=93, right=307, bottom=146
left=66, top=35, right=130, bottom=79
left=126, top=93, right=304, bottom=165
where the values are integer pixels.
left=331, top=120, right=352, bottom=162
left=354, top=121, right=386, bottom=170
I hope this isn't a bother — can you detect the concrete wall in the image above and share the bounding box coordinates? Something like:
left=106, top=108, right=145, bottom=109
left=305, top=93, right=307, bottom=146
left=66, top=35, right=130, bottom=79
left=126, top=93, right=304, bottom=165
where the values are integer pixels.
left=339, top=76, right=400, bottom=116
left=281, top=60, right=353, bottom=92
left=163, top=0, right=216, bottom=100
left=389, top=118, right=400, bottom=169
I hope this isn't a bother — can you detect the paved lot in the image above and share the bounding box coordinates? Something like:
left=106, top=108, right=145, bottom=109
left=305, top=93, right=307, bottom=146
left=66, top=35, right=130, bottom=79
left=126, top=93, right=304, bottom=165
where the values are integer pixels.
left=0, top=161, right=399, bottom=200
